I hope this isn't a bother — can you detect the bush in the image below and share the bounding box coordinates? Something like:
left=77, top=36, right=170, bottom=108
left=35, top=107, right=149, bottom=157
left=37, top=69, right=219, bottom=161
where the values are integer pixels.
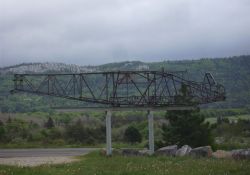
left=10, top=137, right=26, bottom=144
left=52, top=139, right=65, bottom=146
left=124, top=126, right=142, bottom=144
left=44, top=117, right=55, bottom=128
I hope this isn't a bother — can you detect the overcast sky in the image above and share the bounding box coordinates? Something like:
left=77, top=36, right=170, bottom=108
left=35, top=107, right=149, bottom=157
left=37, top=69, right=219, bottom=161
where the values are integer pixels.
left=0, top=0, right=250, bottom=67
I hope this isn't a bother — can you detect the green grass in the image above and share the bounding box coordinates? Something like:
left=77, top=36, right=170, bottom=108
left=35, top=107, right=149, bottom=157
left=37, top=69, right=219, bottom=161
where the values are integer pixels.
left=0, top=152, right=250, bottom=175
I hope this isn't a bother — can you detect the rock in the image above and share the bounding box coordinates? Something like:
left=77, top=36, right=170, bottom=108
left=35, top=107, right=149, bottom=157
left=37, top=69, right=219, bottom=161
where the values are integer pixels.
left=113, top=149, right=122, bottom=155
left=156, top=145, right=178, bottom=156
left=232, top=149, right=250, bottom=160
left=189, top=146, right=213, bottom=157
left=176, top=145, right=192, bottom=157
left=212, top=150, right=232, bottom=159
left=122, top=149, right=140, bottom=156
left=99, top=148, right=107, bottom=156
left=138, top=149, right=151, bottom=156
left=100, top=148, right=124, bottom=156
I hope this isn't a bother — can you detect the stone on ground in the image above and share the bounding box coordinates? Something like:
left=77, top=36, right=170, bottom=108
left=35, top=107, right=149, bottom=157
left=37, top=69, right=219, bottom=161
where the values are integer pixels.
left=176, top=145, right=192, bottom=157
left=232, top=149, right=250, bottom=160
left=156, top=145, right=178, bottom=156
left=122, top=149, right=140, bottom=156
left=212, top=150, right=232, bottom=159
left=189, top=146, right=213, bottom=157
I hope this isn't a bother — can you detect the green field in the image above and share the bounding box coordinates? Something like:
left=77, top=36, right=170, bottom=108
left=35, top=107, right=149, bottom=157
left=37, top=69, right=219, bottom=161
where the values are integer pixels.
left=205, top=114, right=250, bottom=124
left=0, top=152, right=250, bottom=175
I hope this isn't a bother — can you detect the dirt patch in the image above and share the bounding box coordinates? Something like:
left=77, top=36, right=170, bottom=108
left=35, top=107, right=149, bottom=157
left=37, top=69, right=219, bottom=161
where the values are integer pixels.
left=0, top=156, right=79, bottom=167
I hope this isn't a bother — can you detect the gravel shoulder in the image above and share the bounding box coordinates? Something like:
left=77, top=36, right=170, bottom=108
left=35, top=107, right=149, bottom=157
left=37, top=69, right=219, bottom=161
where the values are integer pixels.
left=0, top=156, right=79, bottom=167
left=0, top=148, right=97, bottom=167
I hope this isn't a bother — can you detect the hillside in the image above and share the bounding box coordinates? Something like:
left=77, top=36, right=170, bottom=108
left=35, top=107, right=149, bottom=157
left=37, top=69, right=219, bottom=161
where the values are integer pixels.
left=0, top=55, right=250, bottom=112
left=0, top=62, right=97, bottom=74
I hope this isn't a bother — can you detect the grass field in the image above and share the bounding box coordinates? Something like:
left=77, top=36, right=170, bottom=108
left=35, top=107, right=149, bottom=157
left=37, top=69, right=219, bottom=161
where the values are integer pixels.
left=205, top=114, right=250, bottom=124
left=0, top=152, right=250, bottom=175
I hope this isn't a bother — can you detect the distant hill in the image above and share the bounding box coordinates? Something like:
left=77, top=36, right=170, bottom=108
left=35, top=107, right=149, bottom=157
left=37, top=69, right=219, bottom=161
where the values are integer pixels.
left=0, top=55, right=250, bottom=112
left=0, top=62, right=97, bottom=74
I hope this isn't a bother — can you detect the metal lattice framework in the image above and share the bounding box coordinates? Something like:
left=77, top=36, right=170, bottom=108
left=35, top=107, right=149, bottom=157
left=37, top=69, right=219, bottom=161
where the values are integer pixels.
left=11, top=71, right=225, bottom=108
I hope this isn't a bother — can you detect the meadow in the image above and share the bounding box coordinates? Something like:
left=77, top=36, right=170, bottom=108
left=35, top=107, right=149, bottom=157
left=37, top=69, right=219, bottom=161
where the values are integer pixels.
left=0, top=152, right=250, bottom=175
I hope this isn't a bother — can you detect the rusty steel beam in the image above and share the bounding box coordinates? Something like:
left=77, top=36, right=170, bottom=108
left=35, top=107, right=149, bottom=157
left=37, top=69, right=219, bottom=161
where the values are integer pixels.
left=11, top=71, right=225, bottom=108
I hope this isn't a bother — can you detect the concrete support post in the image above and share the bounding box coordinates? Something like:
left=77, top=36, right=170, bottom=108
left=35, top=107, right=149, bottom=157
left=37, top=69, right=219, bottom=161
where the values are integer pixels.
left=106, top=110, right=112, bottom=156
left=148, top=110, right=154, bottom=155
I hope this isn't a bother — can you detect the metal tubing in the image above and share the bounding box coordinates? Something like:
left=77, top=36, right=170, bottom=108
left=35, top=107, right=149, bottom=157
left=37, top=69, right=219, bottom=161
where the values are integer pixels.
left=148, top=110, right=154, bottom=155
left=106, top=110, right=112, bottom=156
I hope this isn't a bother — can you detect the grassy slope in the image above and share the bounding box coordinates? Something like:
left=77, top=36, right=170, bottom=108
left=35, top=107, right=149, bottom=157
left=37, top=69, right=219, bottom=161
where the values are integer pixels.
left=0, top=152, right=250, bottom=175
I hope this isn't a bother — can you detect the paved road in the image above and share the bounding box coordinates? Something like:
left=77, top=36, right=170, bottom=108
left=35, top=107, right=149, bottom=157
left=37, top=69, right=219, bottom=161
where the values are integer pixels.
left=0, top=148, right=98, bottom=158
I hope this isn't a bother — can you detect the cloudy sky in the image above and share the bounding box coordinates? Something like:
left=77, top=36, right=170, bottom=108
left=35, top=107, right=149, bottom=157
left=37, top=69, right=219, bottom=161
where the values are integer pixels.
left=0, top=0, right=250, bottom=67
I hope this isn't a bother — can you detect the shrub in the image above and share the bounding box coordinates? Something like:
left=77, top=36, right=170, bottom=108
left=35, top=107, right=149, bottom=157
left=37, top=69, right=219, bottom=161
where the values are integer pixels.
left=124, top=126, right=142, bottom=144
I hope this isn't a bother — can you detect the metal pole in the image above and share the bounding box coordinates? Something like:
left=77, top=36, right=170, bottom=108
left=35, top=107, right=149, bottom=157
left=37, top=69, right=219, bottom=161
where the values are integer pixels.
left=148, top=110, right=154, bottom=155
left=106, top=110, right=112, bottom=156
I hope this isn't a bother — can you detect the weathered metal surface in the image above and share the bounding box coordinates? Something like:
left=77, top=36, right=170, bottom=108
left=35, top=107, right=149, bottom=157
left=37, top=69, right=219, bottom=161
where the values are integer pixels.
left=11, top=71, right=225, bottom=108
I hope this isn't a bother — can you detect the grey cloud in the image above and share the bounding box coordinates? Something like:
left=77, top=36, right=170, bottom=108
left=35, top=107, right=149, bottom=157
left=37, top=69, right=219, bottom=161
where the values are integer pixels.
left=0, top=0, right=250, bottom=67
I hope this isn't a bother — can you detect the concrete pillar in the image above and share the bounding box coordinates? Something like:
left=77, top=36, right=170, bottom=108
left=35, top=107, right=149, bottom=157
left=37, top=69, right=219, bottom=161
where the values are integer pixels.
left=106, top=110, right=112, bottom=156
left=148, top=110, right=154, bottom=155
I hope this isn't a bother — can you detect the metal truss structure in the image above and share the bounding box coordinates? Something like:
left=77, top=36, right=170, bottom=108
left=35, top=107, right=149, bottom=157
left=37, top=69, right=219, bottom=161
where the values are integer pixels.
left=11, top=70, right=225, bottom=108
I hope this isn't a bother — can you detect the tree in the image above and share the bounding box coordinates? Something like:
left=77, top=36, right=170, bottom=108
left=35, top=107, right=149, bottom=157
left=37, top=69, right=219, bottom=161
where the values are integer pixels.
left=45, top=117, right=55, bottom=129
left=161, top=84, right=214, bottom=148
left=0, top=120, right=5, bottom=142
left=124, top=126, right=142, bottom=144
left=66, top=119, right=88, bottom=143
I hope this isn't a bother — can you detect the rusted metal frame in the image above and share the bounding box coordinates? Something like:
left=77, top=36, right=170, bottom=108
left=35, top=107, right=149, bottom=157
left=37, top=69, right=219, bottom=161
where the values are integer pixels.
left=111, top=73, right=115, bottom=105
left=130, top=79, right=147, bottom=105
left=23, top=77, right=35, bottom=92
left=171, top=75, right=178, bottom=96
left=15, top=88, right=110, bottom=105
left=53, top=76, right=67, bottom=96
left=63, top=75, right=74, bottom=96
left=105, top=74, right=109, bottom=101
left=171, top=75, right=204, bottom=95
left=12, top=71, right=225, bottom=107
left=16, top=70, right=186, bottom=76
left=163, top=77, right=171, bottom=98
left=72, top=74, right=78, bottom=97
left=137, top=75, right=154, bottom=105
left=204, top=74, right=212, bottom=98
left=155, top=75, right=166, bottom=102
left=126, top=74, right=129, bottom=103
left=51, top=76, right=59, bottom=95
left=155, top=75, right=164, bottom=93
left=48, top=75, right=52, bottom=94
left=153, top=74, right=157, bottom=104
left=20, top=76, right=24, bottom=90
left=65, top=75, right=77, bottom=97
left=98, top=74, right=109, bottom=101
left=158, top=78, right=168, bottom=100
left=112, top=72, right=120, bottom=105
left=98, top=77, right=108, bottom=99
left=79, top=74, right=83, bottom=98
left=134, top=72, right=154, bottom=82
left=81, top=75, right=96, bottom=100
left=116, top=73, right=127, bottom=84
left=74, top=75, right=82, bottom=98
left=52, top=76, right=61, bottom=95
left=33, top=76, right=49, bottom=93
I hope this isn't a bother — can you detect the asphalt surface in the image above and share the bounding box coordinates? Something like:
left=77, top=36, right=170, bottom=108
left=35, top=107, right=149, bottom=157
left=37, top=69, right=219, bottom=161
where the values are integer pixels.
left=0, top=148, right=98, bottom=158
